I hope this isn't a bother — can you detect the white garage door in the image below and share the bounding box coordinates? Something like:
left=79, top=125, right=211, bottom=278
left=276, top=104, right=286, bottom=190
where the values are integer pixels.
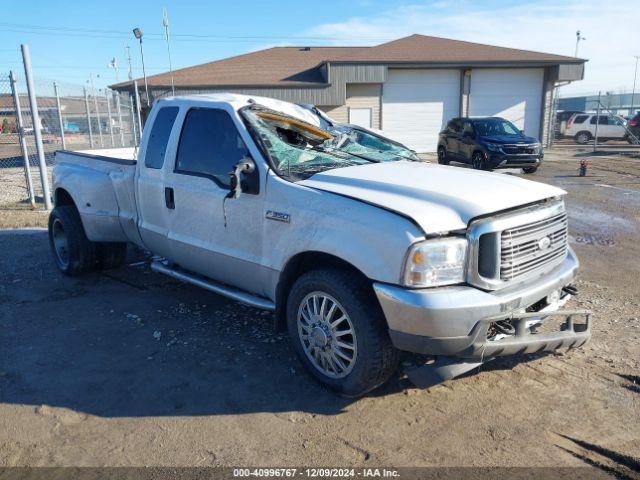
left=469, top=69, right=544, bottom=137
left=382, top=69, right=461, bottom=153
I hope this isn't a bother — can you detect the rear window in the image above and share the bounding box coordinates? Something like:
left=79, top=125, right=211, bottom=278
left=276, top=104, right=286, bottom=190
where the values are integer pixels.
left=144, top=106, right=179, bottom=169
left=573, top=115, right=588, bottom=124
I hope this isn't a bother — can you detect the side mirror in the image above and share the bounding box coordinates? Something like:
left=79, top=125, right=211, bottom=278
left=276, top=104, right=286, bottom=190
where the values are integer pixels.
left=228, top=157, right=256, bottom=199
left=520, top=130, right=526, bottom=135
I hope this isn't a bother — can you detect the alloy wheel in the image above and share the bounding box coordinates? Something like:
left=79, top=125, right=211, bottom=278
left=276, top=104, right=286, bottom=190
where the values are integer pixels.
left=297, top=291, right=357, bottom=379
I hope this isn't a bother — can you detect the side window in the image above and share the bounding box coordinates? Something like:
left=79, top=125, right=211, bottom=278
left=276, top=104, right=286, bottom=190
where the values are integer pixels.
left=573, top=115, right=588, bottom=124
left=175, top=108, right=250, bottom=188
left=462, top=121, right=474, bottom=135
left=144, top=106, right=179, bottom=169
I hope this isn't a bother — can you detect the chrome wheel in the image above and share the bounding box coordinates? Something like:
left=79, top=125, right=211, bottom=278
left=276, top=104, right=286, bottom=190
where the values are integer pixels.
left=51, top=218, right=70, bottom=269
left=297, top=291, right=357, bottom=379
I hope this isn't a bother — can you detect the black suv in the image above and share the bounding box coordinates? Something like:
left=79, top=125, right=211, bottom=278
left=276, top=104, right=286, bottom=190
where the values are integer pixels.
left=437, top=117, right=543, bottom=174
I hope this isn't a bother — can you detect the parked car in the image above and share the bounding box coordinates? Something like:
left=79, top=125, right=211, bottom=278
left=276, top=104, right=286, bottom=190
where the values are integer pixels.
left=565, top=113, right=628, bottom=144
left=49, top=94, right=591, bottom=396
left=437, top=117, right=543, bottom=174
left=626, top=112, right=640, bottom=144
left=556, top=110, right=585, bottom=137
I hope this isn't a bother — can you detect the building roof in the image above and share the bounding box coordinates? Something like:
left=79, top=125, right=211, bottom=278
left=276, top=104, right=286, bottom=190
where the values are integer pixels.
left=112, top=34, right=584, bottom=89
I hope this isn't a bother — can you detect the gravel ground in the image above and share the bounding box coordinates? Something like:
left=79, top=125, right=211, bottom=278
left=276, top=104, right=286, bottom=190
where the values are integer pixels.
left=0, top=149, right=638, bottom=475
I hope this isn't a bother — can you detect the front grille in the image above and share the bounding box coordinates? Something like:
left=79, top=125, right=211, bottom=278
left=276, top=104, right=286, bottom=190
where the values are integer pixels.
left=502, top=144, right=537, bottom=155
left=500, top=212, right=568, bottom=281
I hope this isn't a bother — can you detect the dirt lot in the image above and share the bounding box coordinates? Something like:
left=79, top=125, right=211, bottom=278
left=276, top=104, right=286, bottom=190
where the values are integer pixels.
left=0, top=148, right=638, bottom=474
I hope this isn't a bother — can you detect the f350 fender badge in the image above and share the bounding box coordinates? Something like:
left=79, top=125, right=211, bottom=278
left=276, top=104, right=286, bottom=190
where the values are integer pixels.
left=266, top=210, right=291, bottom=223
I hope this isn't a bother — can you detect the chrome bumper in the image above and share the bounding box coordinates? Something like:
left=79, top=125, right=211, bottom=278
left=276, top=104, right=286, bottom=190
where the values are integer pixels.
left=374, top=248, right=589, bottom=357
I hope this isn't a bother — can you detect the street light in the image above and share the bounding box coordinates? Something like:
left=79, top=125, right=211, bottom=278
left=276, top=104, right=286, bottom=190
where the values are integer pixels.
left=132, top=27, right=150, bottom=106
left=107, top=57, right=119, bottom=83
left=574, top=30, right=586, bottom=57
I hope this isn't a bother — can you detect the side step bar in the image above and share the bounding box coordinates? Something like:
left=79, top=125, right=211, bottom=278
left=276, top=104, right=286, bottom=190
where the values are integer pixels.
left=150, top=261, right=275, bottom=311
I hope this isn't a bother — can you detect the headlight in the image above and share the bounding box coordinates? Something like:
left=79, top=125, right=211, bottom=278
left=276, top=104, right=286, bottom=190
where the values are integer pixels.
left=484, top=142, right=502, bottom=152
left=402, top=237, right=468, bottom=288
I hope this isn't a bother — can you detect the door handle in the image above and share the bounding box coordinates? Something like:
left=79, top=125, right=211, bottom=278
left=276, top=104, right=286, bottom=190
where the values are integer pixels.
left=164, top=187, right=175, bottom=209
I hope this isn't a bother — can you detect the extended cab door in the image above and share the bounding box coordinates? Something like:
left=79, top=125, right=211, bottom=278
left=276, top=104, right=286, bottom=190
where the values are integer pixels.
left=161, top=106, right=268, bottom=296
left=136, top=105, right=181, bottom=260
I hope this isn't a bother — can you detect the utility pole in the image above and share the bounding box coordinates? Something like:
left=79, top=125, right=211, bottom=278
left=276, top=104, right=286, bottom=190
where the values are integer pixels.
left=163, top=7, right=176, bottom=96
left=574, top=30, right=585, bottom=57
left=132, top=28, right=150, bottom=106
left=125, top=44, right=133, bottom=80
left=631, top=55, right=639, bottom=116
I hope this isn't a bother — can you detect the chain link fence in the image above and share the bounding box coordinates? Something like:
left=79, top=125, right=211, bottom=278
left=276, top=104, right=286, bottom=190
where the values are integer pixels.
left=550, top=88, right=640, bottom=150
left=0, top=71, right=139, bottom=211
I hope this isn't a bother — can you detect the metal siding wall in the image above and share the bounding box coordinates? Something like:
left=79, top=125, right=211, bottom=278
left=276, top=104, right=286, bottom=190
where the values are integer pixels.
left=151, top=64, right=387, bottom=107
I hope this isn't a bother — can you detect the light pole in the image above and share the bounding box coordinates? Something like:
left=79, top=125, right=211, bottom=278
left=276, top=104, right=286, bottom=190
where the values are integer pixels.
left=162, top=8, right=176, bottom=96
left=631, top=56, right=639, bottom=116
left=125, top=44, right=133, bottom=80
left=574, top=30, right=585, bottom=57
left=132, top=27, right=150, bottom=106
left=108, top=57, right=119, bottom=83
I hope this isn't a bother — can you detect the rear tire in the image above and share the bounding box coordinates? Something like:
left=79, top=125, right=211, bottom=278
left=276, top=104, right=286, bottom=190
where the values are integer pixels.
left=522, top=166, right=538, bottom=174
left=437, top=146, right=449, bottom=165
left=48, top=205, right=97, bottom=276
left=286, top=268, right=400, bottom=397
left=575, top=131, right=591, bottom=144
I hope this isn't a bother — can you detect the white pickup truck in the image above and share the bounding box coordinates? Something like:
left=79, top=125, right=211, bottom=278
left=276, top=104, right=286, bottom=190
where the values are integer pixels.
left=50, top=94, right=591, bottom=396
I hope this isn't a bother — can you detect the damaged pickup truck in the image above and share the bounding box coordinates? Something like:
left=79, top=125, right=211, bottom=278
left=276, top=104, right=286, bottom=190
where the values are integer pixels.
left=50, top=94, right=591, bottom=396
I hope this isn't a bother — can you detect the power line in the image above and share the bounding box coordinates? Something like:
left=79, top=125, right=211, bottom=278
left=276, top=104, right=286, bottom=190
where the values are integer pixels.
left=0, top=21, right=390, bottom=42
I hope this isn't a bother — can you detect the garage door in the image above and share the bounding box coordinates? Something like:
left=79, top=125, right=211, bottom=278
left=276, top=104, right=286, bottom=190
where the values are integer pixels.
left=382, top=69, right=461, bottom=153
left=469, top=69, right=544, bottom=137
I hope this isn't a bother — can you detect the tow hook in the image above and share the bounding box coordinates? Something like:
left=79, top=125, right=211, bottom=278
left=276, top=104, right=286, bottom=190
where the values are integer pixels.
left=562, top=285, right=578, bottom=296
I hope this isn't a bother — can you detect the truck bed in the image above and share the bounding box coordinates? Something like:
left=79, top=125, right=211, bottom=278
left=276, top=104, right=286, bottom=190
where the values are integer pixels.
left=53, top=148, right=142, bottom=245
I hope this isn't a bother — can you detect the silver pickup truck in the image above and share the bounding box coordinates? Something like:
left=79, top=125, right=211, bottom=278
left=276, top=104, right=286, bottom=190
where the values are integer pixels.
left=49, top=94, right=591, bottom=396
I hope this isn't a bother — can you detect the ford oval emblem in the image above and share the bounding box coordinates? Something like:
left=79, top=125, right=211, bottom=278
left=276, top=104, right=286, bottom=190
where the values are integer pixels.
left=537, top=236, right=552, bottom=251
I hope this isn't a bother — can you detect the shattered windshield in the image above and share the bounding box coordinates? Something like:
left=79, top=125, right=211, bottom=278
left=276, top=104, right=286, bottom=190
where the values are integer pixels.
left=242, top=107, right=418, bottom=181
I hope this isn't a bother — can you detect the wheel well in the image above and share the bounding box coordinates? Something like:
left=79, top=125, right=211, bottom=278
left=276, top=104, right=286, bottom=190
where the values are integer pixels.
left=274, top=252, right=370, bottom=331
left=54, top=188, right=76, bottom=208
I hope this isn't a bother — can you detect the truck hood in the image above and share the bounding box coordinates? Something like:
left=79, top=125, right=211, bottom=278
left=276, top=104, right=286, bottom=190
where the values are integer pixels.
left=299, top=161, right=565, bottom=233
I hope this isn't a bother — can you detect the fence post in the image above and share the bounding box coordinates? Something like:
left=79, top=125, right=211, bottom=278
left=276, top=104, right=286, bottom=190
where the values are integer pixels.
left=9, top=70, right=36, bottom=208
left=133, top=80, right=143, bottom=141
left=21, top=44, right=52, bottom=210
left=594, top=91, right=601, bottom=152
left=84, top=87, right=94, bottom=148
left=105, top=90, right=115, bottom=147
left=129, top=94, right=138, bottom=146
left=115, top=91, right=125, bottom=147
left=53, top=81, right=66, bottom=150
left=93, top=89, right=104, bottom=147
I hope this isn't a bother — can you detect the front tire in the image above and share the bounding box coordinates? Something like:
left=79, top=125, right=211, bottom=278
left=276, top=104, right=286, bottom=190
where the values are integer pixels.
left=437, top=146, right=449, bottom=165
left=286, top=268, right=400, bottom=397
left=48, top=205, right=97, bottom=276
left=472, top=151, right=488, bottom=170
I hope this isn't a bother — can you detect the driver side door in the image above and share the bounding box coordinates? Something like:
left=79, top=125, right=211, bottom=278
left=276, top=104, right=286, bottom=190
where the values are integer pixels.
left=459, top=120, right=476, bottom=163
left=163, top=106, right=267, bottom=295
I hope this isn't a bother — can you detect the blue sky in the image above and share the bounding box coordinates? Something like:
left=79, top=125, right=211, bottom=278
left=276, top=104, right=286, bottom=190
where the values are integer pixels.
left=1, top=0, right=638, bottom=96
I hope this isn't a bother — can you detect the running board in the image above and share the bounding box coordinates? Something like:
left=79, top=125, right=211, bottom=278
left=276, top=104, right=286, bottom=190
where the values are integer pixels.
left=150, top=261, right=275, bottom=311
